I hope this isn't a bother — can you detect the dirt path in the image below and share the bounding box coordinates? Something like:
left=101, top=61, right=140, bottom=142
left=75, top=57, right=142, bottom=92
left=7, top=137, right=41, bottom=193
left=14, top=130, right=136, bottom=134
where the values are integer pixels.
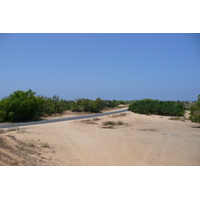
left=1, top=111, right=200, bottom=166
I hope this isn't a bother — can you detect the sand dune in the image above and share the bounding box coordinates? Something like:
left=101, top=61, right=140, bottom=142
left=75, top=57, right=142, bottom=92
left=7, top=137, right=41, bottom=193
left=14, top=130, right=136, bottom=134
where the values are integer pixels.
left=1, top=111, right=200, bottom=166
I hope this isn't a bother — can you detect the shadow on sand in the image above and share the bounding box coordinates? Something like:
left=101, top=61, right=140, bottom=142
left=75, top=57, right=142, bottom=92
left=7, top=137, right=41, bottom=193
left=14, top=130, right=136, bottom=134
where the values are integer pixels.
left=191, top=125, right=200, bottom=128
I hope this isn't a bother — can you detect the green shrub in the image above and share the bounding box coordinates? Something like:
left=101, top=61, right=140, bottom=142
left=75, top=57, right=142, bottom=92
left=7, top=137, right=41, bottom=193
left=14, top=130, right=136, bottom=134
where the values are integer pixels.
left=190, top=95, right=200, bottom=123
left=71, top=98, right=105, bottom=113
left=71, top=102, right=82, bottom=112
left=128, top=99, right=185, bottom=116
left=0, top=90, right=43, bottom=122
left=102, top=121, right=115, bottom=125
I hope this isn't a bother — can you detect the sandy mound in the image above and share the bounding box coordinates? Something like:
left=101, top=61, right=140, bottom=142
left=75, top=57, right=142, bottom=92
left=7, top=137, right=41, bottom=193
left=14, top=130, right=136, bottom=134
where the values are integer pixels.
left=0, top=134, right=53, bottom=166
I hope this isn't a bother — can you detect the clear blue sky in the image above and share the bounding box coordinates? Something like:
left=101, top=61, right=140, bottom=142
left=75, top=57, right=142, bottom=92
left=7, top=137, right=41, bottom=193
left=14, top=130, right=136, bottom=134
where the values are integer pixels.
left=0, top=33, right=199, bottom=101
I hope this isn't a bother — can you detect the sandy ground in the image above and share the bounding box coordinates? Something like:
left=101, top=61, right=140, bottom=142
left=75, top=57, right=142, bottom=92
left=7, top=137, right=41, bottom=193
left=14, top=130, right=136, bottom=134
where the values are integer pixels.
left=0, top=110, right=200, bottom=166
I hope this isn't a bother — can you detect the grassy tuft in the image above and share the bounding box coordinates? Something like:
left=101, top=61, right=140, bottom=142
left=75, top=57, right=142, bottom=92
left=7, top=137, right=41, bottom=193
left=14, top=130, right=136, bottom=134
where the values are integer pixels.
left=102, top=121, right=115, bottom=125
left=93, top=118, right=100, bottom=121
left=116, top=121, right=123, bottom=125
left=102, top=121, right=124, bottom=126
left=28, top=142, right=35, bottom=147
left=41, top=143, right=50, bottom=148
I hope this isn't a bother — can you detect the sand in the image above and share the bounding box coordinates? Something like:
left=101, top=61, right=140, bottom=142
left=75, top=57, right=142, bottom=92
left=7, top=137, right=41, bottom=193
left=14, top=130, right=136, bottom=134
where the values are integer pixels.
left=0, top=110, right=200, bottom=166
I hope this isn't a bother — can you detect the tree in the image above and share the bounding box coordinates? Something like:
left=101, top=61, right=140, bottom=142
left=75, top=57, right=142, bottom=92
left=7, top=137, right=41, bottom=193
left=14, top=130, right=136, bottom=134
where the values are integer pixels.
left=190, top=95, right=200, bottom=123
left=37, top=95, right=68, bottom=115
left=0, top=89, right=43, bottom=122
left=94, top=98, right=105, bottom=112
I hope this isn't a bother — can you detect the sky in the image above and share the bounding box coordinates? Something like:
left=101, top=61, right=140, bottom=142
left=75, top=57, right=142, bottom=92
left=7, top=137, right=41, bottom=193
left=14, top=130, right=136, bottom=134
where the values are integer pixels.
left=0, top=33, right=200, bottom=101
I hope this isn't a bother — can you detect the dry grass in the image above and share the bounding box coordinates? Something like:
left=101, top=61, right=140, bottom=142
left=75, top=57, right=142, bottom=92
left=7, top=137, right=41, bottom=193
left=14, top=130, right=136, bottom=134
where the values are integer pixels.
left=93, top=117, right=100, bottom=121
left=28, top=142, right=35, bottom=147
left=7, top=160, right=19, bottom=166
left=168, top=116, right=188, bottom=122
left=101, top=121, right=124, bottom=128
left=80, top=118, right=101, bottom=124
left=109, top=113, right=127, bottom=118
left=101, top=125, right=115, bottom=129
left=102, top=121, right=115, bottom=126
left=139, top=128, right=159, bottom=132
left=0, top=126, right=27, bottom=134
left=103, top=121, right=124, bottom=125
left=41, top=143, right=50, bottom=148
left=116, top=121, right=123, bottom=125
left=0, top=129, right=5, bottom=134
left=0, top=135, right=52, bottom=166
left=169, top=116, right=181, bottom=120
left=80, top=119, right=97, bottom=124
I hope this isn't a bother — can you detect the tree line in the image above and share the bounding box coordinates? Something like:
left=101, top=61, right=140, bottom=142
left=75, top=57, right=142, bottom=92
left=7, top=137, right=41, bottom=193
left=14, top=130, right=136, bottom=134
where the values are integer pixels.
left=0, top=89, right=199, bottom=124
left=0, top=90, right=126, bottom=122
left=128, top=99, right=186, bottom=116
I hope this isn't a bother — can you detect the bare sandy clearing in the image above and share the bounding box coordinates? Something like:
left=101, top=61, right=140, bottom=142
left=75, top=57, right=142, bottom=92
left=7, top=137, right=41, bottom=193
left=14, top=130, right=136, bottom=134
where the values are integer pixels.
left=1, top=111, right=200, bottom=166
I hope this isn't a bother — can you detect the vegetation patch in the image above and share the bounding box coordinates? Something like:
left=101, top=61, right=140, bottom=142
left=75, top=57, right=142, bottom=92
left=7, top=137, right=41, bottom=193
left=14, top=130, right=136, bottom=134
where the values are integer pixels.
left=0, top=89, right=128, bottom=123
left=102, top=121, right=115, bottom=126
left=0, top=126, right=27, bottom=134
left=93, top=117, right=100, bottom=121
left=7, top=125, right=20, bottom=132
left=0, top=135, right=51, bottom=166
left=0, top=129, right=5, bottom=134
left=190, top=95, right=200, bottom=123
left=169, top=116, right=181, bottom=120
left=28, top=142, right=35, bottom=147
left=168, top=116, right=187, bottom=122
left=128, top=99, right=185, bottom=116
left=80, top=119, right=97, bottom=124
left=139, top=128, right=158, bottom=132
left=41, top=143, right=50, bottom=148
left=102, top=121, right=125, bottom=129
left=116, top=121, right=124, bottom=125
left=110, top=113, right=127, bottom=118
left=102, top=126, right=115, bottom=129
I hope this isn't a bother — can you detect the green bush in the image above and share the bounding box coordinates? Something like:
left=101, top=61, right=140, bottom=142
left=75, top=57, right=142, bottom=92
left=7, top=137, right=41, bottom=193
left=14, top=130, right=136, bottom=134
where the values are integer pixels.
left=0, top=89, right=43, bottom=122
left=71, top=101, right=82, bottom=112
left=71, top=98, right=105, bottom=113
left=190, top=95, right=200, bottom=123
left=0, top=91, right=76, bottom=122
left=128, top=99, right=185, bottom=116
left=0, top=89, right=129, bottom=122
